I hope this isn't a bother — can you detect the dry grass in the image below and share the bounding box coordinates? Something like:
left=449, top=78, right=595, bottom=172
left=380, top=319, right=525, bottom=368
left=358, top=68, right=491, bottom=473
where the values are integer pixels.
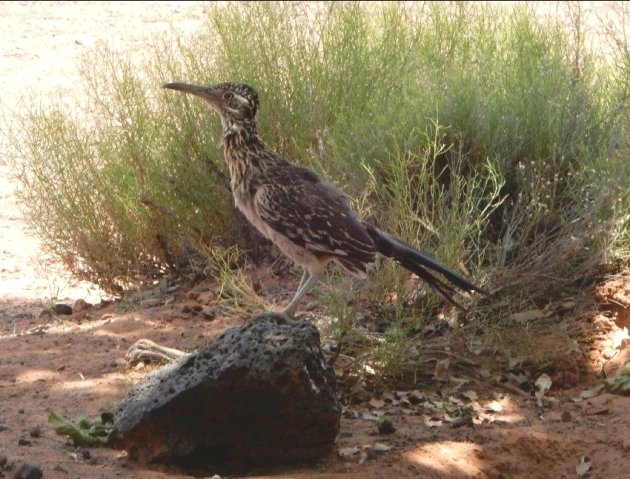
left=5, top=1, right=630, bottom=383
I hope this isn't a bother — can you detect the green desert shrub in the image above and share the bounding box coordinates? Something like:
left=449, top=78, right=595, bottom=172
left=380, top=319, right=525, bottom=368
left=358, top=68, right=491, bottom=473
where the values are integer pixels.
left=7, top=2, right=630, bottom=362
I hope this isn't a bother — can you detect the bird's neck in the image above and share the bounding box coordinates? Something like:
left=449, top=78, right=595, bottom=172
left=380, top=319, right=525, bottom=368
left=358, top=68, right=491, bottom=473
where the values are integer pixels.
left=221, top=117, right=267, bottom=191
left=221, top=117, right=259, bottom=149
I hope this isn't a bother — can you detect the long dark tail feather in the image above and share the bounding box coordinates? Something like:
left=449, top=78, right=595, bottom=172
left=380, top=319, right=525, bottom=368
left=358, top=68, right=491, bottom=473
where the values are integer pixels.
left=364, top=224, right=488, bottom=310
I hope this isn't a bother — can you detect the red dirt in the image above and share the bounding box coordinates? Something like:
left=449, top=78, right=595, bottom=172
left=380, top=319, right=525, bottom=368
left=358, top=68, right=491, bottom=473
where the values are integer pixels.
left=1, top=3, right=629, bottom=479
left=1, top=285, right=629, bottom=479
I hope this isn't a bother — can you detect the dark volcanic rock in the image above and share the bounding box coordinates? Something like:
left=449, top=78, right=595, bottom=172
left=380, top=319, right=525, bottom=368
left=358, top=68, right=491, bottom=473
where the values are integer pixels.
left=12, top=463, right=43, bottom=479
left=52, top=304, right=73, bottom=315
left=110, top=316, right=340, bottom=465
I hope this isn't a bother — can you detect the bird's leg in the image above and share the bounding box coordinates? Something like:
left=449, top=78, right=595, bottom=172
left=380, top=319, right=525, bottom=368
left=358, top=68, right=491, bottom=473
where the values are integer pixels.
left=249, top=270, right=312, bottom=323
left=282, top=274, right=320, bottom=317
left=296, top=269, right=309, bottom=292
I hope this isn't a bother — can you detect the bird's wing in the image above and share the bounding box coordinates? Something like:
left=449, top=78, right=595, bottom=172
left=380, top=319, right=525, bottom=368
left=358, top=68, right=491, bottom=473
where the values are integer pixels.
left=251, top=165, right=375, bottom=262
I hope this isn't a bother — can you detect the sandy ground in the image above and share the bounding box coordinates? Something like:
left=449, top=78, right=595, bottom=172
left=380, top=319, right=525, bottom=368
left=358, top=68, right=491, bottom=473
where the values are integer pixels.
left=1, top=2, right=630, bottom=479
left=0, top=1, right=207, bottom=314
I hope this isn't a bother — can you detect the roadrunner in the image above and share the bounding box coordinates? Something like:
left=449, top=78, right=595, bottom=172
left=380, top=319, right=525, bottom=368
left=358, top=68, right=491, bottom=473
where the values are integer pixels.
left=164, top=82, right=485, bottom=316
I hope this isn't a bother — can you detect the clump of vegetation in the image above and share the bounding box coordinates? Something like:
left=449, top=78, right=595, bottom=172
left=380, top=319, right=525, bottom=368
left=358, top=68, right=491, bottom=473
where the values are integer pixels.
left=48, top=410, right=113, bottom=446
left=7, top=2, right=630, bottom=380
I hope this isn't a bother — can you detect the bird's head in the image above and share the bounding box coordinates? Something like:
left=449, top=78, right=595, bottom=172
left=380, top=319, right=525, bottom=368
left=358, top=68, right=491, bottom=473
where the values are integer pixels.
left=163, top=82, right=259, bottom=123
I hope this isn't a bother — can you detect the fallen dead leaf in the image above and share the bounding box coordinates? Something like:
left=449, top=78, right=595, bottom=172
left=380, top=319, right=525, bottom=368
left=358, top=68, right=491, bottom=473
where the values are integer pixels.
left=535, top=373, right=553, bottom=407
left=577, top=384, right=605, bottom=401
left=350, top=381, right=365, bottom=396
left=408, top=390, right=425, bottom=404
left=467, top=339, right=485, bottom=355
left=369, top=398, right=385, bottom=409
left=509, top=309, right=548, bottom=323
left=485, top=400, right=504, bottom=413
left=428, top=398, right=444, bottom=410
left=362, top=411, right=382, bottom=421
left=445, top=413, right=474, bottom=428
left=449, top=376, right=470, bottom=387
left=423, top=415, right=443, bottom=428
left=382, top=392, right=396, bottom=402
left=342, top=408, right=359, bottom=419
left=586, top=406, right=609, bottom=416
left=372, top=442, right=392, bottom=452
left=462, top=390, right=478, bottom=401
left=576, top=456, right=592, bottom=478
left=338, top=446, right=361, bottom=459
left=433, top=358, right=451, bottom=380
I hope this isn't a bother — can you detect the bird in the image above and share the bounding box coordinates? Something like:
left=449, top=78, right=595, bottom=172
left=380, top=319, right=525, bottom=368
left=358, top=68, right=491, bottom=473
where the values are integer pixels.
left=163, top=81, right=486, bottom=317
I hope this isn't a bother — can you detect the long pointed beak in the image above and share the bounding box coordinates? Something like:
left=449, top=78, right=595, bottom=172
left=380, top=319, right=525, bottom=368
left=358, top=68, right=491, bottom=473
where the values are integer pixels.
left=163, top=82, right=215, bottom=101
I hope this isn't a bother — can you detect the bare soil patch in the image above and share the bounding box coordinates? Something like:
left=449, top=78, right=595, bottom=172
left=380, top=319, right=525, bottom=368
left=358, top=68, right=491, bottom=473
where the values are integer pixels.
left=1, top=280, right=629, bottom=479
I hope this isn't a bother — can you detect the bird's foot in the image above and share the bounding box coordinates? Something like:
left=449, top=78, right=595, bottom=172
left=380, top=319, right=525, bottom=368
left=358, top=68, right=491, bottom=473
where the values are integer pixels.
left=125, top=338, right=190, bottom=367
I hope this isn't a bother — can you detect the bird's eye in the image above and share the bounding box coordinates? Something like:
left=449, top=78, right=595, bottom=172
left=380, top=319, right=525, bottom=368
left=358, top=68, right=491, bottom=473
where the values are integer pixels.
left=222, top=92, right=234, bottom=100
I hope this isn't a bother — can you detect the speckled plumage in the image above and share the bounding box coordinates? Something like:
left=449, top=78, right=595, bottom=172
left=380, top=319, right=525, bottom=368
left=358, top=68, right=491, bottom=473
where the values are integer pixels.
left=164, top=82, right=486, bottom=315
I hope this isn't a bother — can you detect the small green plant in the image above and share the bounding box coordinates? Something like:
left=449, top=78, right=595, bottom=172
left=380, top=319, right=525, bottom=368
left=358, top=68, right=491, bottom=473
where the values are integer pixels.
left=202, top=244, right=272, bottom=315
left=603, top=363, right=630, bottom=396
left=48, top=410, right=113, bottom=446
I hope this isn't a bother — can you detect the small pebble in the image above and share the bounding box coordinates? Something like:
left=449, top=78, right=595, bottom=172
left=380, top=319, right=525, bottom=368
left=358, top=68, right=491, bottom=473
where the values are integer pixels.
left=18, top=438, right=31, bottom=446
left=53, top=303, right=73, bottom=315
left=12, top=463, right=43, bottom=479
left=73, top=299, right=91, bottom=312
left=29, top=426, right=41, bottom=438
left=378, top=419, right=396, bottom=435
left=140, top=298, right=162, bottom=308
left=18, top=409, right=25, bottom=414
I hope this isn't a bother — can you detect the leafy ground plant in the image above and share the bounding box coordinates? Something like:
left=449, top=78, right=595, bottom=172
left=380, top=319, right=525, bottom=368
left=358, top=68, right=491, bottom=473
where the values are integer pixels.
left=604, top=363, right=630, bottom=395
left=48, top=410, right=114, bottom=446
